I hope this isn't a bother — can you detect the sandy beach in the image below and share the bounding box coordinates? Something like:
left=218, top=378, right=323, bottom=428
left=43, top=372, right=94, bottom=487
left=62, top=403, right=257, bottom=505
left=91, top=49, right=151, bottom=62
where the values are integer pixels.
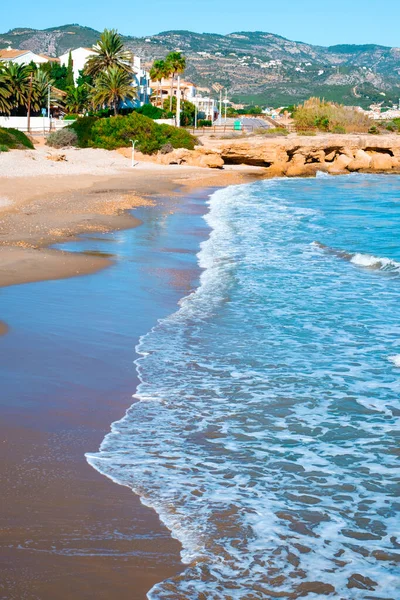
left=0, top=147, right=264, bottom=599
left=0, top=146, right=265, bottom=288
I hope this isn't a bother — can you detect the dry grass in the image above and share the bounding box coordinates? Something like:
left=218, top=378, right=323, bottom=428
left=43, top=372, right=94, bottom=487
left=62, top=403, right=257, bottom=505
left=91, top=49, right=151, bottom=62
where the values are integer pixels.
left=294, top=98, right=373, bottom=134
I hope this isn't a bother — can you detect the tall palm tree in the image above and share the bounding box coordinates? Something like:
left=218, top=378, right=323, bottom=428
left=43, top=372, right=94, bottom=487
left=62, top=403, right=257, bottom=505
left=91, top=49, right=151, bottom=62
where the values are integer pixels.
left=31, top=69, right=56, bottom=112
left=2, top=62, right=31, bottom=111
left=85, top=29, right=133, bottom=78
left=149, top=59, right=168, bottom=108
left=0, top=62, right=12, bottom=114
left=91, top=66, right=137, bottom=116
left=165, top=52, right=186, bottom=112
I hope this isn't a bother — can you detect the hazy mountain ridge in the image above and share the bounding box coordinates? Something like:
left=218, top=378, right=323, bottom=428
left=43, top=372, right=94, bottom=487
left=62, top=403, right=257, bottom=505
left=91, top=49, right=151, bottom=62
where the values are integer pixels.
left=1, top=24, right=399, bottom=106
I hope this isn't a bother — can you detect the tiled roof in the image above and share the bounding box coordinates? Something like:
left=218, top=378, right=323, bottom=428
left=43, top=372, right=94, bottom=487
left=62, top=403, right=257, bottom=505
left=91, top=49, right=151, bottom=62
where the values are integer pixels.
left=0, top=48, right=29, bottom=59
left=38, top=54, right=59, bottom=62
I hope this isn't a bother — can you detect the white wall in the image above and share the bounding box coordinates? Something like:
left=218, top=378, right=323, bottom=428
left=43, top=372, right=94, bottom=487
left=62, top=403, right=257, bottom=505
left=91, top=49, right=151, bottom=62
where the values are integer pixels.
left=0, top=116, right=71, bottom=132
left=6, top=51, right=50, bottom=66
left=59, top=47, right=94, bottom=84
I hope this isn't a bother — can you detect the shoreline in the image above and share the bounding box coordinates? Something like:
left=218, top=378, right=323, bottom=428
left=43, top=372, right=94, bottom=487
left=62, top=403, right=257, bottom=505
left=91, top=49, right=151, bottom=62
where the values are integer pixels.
left=0, top=149, right=265, bottom=289
left=0, top=184, right=214, bottom=599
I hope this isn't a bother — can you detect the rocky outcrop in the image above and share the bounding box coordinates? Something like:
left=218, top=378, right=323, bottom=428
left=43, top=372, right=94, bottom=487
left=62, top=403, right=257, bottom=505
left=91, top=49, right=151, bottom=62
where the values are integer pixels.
left=117, top=146, right=224, bottom=169
left=156, top=148, right=224, bottom=169
left=204, top=134, right=400, bottom=177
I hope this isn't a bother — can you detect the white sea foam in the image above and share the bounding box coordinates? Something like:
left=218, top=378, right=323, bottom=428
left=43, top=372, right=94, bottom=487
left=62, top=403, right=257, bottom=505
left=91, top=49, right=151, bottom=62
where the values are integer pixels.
left=351, top=252, right=400, bottom=273
left=388, top=354, right=400, bottom=368
left=87, top=176, right=400, bottom=599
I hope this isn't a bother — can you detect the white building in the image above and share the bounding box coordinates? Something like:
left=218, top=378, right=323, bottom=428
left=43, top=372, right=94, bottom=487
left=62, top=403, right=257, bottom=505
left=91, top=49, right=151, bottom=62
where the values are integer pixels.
left=58, top=47, right=151, bottom=106
left=191, top=95, right=218, bottom=122
left=0, top=47, right=58, bottom=66
left=58, top=47, right=94, bottom=83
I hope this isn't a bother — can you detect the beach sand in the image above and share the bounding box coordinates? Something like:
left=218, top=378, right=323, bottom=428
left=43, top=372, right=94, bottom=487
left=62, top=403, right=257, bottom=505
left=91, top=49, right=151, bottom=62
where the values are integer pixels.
left=0, top=147, right=265, bottom=288
left=0, top=148, right=265, bottom=599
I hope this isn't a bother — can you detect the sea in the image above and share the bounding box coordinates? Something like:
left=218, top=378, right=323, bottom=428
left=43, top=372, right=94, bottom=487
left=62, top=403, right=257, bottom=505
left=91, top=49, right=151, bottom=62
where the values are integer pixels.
left=87, top=174, right=400, bottom=599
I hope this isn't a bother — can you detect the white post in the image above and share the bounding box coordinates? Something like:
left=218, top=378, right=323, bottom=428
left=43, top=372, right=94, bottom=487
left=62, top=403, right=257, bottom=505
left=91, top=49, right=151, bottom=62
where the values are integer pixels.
left=130, top=139, right=138, bottom=168
left=219, top=90, right=222, bottom=125
left=48, top=85, right=51, bottom=121
left=224, top=90, right=227, bottom=123
left=176, top=75, right=181, bottom=128
left=195, top=102, right=198, bottom=129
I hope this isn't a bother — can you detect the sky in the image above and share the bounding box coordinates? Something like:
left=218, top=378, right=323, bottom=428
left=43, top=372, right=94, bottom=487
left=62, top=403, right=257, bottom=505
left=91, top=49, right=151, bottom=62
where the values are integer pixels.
left=3, top=0, right=399, bottom=47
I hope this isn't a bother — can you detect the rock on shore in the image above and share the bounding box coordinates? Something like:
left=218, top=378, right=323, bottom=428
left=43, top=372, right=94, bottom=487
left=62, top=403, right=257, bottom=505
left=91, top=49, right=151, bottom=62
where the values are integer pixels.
left=204, top=134, right=400, bottom=177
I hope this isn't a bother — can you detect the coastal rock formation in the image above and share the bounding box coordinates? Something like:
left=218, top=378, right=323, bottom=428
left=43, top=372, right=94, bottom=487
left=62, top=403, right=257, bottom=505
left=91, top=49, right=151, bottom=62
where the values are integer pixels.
left=204, top=134, right=400, bottom=177
left=157, top=148, right=224, bottom=169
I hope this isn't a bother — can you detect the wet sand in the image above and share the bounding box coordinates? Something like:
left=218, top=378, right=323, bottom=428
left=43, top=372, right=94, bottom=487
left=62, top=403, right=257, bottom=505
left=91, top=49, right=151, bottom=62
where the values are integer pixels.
left=0, top=153, right=265, bottom=598
left=0, top=172, right=231, bottom=599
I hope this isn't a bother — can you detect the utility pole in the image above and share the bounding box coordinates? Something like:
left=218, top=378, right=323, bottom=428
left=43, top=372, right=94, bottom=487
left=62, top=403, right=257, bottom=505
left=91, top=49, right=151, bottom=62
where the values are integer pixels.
left=194, top=102, right=198, bottom=129
left=219, top=89, right=222, bottom=125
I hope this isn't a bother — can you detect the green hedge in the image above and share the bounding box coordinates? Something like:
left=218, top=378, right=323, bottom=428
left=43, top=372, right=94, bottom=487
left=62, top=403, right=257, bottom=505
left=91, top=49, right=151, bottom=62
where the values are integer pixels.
left=0, top=128, right=34, bottom=150
left=69, top=112, right=196, bottom=154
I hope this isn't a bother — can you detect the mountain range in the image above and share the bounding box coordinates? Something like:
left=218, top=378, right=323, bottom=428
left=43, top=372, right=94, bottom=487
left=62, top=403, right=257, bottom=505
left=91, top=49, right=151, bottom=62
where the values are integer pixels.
left=1, top=24, right=399, bottom=107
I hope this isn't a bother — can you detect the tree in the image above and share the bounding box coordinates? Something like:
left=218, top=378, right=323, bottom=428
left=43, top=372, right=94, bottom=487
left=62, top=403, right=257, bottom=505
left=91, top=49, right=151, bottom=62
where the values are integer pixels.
left=0, top=62, right=12, bottom=114
left=2, top=63, right=31, bottom=112
left=66, top=51, right=75, bottom=88
left=163, top=96, right=195, bottom=126
left=164, top=52, right=186, bottom=112
left=85, top=29, right=133, bottom=78
left=91, top=66, right=137, bottom=116
left=31, top=70, right=58, bottom=113
left=64, top=84, right=90, bottom=114
left=150, top=59, right=169, bottom=107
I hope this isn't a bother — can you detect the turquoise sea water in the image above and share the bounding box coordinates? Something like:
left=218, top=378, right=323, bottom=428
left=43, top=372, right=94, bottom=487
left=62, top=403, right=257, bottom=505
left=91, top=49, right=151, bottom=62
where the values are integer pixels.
left=88, top=175, right=400, bottom=599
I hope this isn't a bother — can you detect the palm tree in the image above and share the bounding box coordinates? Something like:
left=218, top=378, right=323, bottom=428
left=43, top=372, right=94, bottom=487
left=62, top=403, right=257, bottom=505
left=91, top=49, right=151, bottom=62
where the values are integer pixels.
left=91, top=66, right=137, bottom=116
left=2, top=62, right=31, bottom=111
left=85, top=29, right=133, bottom=78
left=164, top=52, right=186, bottom=112
left=150, top=59, right=170, bottom=108
left=64, top=84, right=90, bottom=114
left=31, top=69, right=56, bottom=112
left=0, top=62, right=12, bottom=114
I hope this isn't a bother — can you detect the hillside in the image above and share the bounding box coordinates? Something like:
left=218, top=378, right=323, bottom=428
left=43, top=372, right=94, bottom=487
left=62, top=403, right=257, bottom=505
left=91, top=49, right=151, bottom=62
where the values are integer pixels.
left=1, top=25, right=399, bottom=107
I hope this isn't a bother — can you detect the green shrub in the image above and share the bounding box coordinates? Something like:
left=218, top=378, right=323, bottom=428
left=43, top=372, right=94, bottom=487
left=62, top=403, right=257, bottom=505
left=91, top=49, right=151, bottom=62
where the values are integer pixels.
left=384, top=121, right=397, bottom=132
left=298, top=130, right=317, bottom=136
left=46, top=128, right=78, bottom=148
left=332, top=125, right=346, bottom=134
left=135, top=104, right=165, bottom=119
left=254, top=127, right=289, bottom=136
left=64, top=114, right=79, bottom=120
left=68, top=116, right=99, bottom=148
left=0, top=144, right=9, bottom=152
left=368, top=125, right=380, bottom=135
left=0, top=127, right=34, bottom=149
left=73, top=112, right=197, bottom=154
left=158, top=124, right=196, bottom=150
left=392, top=118, right=400, bottom=131
left=198, top=119, right=212, bottom=127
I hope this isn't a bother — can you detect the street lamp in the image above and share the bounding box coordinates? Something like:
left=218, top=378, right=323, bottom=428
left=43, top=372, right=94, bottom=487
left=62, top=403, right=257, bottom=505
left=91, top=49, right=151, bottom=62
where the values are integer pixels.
left=130, top=139, right=139, bottom=168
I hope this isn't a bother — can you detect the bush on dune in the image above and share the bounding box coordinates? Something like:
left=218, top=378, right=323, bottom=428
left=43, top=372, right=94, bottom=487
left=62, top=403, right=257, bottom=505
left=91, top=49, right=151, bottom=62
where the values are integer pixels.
left=46, top=128, right=78, bottom=148
left=68, top=116, right=99, bottom=148
left=293, top=98, right=372, bottom=134
left=0, top=127, right=34, bottom=150
left=69, top=112, right=196, bottom=154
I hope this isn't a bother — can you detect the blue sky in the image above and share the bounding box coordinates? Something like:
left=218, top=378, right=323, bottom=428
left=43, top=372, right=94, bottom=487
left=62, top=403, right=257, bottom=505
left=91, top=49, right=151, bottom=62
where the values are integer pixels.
left=3, top=0, right=399, bottom=47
